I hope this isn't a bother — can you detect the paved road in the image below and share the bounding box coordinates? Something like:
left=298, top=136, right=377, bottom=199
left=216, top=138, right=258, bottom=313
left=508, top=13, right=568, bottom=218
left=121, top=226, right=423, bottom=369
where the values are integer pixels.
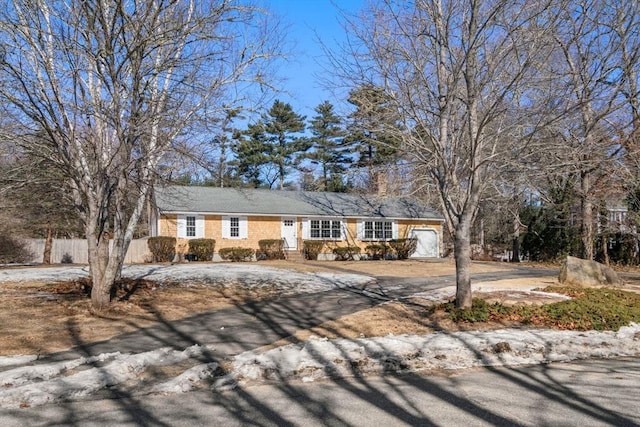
left=2, top=357, right=637, bottom=426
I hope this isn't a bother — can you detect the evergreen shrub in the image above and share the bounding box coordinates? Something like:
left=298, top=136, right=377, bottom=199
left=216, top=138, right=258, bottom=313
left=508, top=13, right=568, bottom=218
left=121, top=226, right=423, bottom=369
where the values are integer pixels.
left=332, top=246, right=361, bottom=261
left=219, top=247, right=254, bottom=262
left=147, top=236, right=176, bottom=262
left=302, top=240, right=324, bottom=260
left=389, top=238, right=418, bottom=260
left=257, top=239, right=285, bottom=260
left=188, top=239, right=216, bottom=261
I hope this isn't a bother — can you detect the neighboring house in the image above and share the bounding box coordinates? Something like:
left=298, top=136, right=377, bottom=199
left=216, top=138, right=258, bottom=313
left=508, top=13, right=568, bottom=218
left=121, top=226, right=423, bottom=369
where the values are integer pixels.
left=605, top=202, right=630, bottom=234
left=150, top=186, right=444, bottom=260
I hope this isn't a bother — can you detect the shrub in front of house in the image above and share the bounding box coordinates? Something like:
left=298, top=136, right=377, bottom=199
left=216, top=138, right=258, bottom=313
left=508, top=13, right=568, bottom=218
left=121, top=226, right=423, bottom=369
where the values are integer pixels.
left=188, top=238, right=216, bottom=261
left=332, top=246, right=361, bottom=261
left=219, top=247, right=254, bottom=262
left=257, top=239, right=285, bottom=260
left=389, top=238, right=417, bottom=260
left=302, top=240, right=324, bottom=260
left=147, top=236, right=176, bottom=262
left=365, top=243, right=389, bottom=260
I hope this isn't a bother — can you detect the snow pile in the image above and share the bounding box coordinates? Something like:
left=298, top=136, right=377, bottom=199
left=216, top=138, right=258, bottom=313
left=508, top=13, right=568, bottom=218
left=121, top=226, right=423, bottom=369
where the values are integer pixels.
left=151, top=363, right=220, bottom=394
left=1, top=324, right=639, bottom=408
left=0, top=346, right=206, bottom=408
left=232, top=324, right=640, bottom=384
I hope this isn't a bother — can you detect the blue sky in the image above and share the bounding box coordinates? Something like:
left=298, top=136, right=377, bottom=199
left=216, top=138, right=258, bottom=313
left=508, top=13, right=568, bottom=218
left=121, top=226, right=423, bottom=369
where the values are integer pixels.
left=265, top=0, right=365, bottom=118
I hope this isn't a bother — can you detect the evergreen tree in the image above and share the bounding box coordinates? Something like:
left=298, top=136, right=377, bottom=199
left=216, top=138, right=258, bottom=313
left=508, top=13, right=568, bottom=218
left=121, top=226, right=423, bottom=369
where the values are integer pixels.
left=232, top=123, right=270, bottom=188
left=345, top=84, right=401, bottom=191
left=262, top=100, right=308, bottom=189
left=233, top=100, right=307, bottom=189
left=521, top=178, right=582, bottom=262
left=306, top=101, right=351, bottom=192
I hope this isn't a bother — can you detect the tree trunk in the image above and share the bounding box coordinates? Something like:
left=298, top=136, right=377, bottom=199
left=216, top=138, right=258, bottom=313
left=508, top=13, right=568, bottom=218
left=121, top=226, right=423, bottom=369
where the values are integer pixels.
left=454, top=220, right=473, bottom=309
left=510, top=212, right=520, bottom=263
left=602, top=232, right=610, bottom=266
left=88, top=234, right=113, bottom=310
left=581, top=171, right=594, bottom=260
left=42, top=227, right=53, bottom=265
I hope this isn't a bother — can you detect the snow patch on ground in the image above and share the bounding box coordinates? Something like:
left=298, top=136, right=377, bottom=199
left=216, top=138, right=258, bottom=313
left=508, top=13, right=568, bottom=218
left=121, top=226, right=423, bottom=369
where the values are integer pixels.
left=0, top=264, right=376, bottom=295
left=231, top=324, right=640, bottom=384
left=1, top=324, right=638, bottom=408
left=0, top=346, right=206, bottom=408
left=409, top=284, right=571, bottom=304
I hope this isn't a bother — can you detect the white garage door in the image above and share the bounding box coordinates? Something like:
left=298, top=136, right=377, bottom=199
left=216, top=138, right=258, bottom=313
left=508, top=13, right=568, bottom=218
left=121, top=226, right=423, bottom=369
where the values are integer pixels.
left=410, top=229, right=438, bottom=258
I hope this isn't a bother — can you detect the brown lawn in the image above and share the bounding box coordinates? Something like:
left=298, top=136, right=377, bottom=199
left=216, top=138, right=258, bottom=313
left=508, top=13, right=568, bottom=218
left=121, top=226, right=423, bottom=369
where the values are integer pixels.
left=0, top=259, right=554, bottom=356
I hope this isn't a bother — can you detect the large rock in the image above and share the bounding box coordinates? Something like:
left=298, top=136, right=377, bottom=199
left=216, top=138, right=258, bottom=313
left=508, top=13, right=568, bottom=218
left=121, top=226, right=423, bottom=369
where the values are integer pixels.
left=558, top=256, right=622, bottom=287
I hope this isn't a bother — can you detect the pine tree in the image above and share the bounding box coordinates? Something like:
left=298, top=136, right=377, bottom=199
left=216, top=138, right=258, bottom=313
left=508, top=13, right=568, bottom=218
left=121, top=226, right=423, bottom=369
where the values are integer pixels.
left=345, top=84, right=401, bottom=191
left=232, top=123, right=270, bottom=188
left=306, top=101, right=351, bottom=192
left=261, top=100, right=308, bottom=189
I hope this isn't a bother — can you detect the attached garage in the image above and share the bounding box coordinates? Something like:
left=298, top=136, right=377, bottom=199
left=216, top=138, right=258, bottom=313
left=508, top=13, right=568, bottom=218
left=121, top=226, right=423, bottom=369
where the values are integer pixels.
left=410, top=228, right=439, bottom=258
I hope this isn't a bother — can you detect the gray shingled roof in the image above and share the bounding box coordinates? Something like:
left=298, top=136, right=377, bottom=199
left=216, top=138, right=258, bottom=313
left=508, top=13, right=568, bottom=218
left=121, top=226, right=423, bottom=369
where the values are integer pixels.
left=154, top=186, right=444, bottom=220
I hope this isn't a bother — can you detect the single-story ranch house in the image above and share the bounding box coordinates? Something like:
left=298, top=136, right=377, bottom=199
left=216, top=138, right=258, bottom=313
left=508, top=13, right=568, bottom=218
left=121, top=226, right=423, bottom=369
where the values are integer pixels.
left=150, top=185, right=444, bottom=260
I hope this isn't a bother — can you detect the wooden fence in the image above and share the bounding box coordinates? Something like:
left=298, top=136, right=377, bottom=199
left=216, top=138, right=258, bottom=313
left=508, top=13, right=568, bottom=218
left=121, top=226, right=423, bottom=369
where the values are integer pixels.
left=24, top=238, right=152, bottom=264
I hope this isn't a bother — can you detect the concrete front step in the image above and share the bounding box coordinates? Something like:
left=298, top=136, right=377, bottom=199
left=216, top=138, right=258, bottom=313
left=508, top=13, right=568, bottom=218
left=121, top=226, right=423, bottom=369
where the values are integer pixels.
left=285, top=250, right=305, bottom=262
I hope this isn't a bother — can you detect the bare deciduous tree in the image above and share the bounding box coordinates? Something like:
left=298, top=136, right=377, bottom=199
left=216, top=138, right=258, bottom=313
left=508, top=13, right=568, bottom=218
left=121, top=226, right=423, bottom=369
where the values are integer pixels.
left=334, top=0, right=556, bottom=308
left=0, top=0, right=282, bottom=309
left=549, top=0, right=629, bottom=260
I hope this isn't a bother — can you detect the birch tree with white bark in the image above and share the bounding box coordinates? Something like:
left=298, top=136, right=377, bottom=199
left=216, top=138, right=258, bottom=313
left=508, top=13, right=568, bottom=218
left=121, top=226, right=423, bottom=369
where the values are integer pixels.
left=0, top=0, right=282, bottom=309
left=335, top=0, right=556, bottom=308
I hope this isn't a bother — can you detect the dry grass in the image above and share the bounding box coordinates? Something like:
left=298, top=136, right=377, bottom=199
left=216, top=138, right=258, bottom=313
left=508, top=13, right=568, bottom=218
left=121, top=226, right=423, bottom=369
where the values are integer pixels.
left=0, top=278, right=279, bottom=356
left=0, top=260, right=539, bottom=356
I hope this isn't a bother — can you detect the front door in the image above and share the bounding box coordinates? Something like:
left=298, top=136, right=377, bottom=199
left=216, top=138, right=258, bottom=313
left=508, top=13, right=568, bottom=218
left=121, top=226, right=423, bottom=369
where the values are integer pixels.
left=281, top=217, right=297, bottom=250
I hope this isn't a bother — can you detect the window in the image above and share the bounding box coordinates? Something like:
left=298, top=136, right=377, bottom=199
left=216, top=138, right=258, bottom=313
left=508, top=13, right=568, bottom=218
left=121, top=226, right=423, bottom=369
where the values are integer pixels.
left=178, top=214, right=203, bottom=238
left=309, top=219, right=342, bottom=239
left=186, top=216, right=196, bottom=237
left=223, top=216, right=247, bottom=239
left=230, top=217, right=240, bottom=237
left=363, top=220, right=394, bottom=240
